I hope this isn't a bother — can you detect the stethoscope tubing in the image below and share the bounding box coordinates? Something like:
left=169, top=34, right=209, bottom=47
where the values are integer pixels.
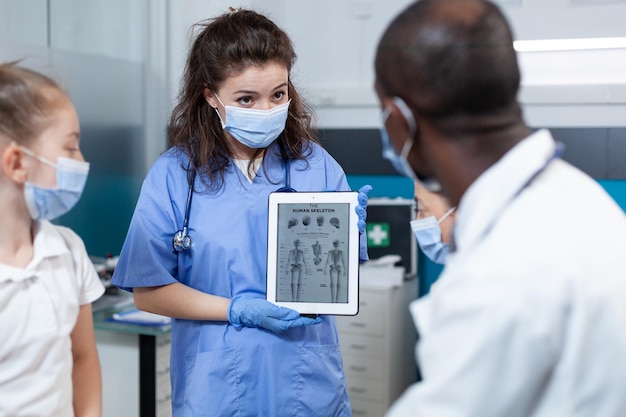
left=173, top=159, right=293, bottom=252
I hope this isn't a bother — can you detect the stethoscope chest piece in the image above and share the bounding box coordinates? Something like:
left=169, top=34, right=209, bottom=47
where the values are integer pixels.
left=173, top=229, right=192, bottom=252
left=172, top=167, right=196, bottom=253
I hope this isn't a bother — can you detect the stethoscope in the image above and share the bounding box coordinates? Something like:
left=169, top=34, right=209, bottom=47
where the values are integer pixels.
left=172, top=159, right=295, bottom=252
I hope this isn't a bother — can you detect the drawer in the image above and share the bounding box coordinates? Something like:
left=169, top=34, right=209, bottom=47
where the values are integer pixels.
left=156, top=398, right=173, bottom=417
left=342, top=354, right=385, bottom=379
left=346, top=375, right=385, bottom=402
left=336, top=291, right=388, bottom=336
left=339, top=333, right=385, bottom=358
left=156, top=376, right=171, bottom=402
left=359, top=288, right=389, bottom=312
left=156, top=341, right=171, bottom=362
left=156, top=333, right=172, bottom=346
left=350, top=397, right=386, bottom=417
left=156, top=361, right=170, bottom=378
left=335, top=313, right=385, bottom=337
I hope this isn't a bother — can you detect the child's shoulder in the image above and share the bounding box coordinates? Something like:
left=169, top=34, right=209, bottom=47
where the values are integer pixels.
left=39, top=220, right=86, bottom=252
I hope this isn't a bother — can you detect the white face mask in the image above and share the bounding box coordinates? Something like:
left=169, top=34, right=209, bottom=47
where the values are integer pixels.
left=410, top=207, right=455, bottom=265
left=18, top=145, right=90, bottom=220
left=214, top=95, right=290, bottom=149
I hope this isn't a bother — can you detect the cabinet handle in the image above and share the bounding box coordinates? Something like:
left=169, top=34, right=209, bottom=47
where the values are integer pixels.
left=157, top=394, right=172, bottom=403
left=156, top=337, right=171, bottom=346
left=350, top=365, right=368, bottom=372
left=350, top=344, right=367, bottom=350
left=353, top=410, right=368, bottom=416
left=350, top=322, right=366, bottom=328
left=350, top=387, right=367, bottom=394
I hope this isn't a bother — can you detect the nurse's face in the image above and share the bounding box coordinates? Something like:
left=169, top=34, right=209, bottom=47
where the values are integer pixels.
left=204, top=62, right=289, bottom=157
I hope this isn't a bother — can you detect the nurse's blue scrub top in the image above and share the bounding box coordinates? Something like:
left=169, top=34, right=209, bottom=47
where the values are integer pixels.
left=112, top=142, right=353, bottom=417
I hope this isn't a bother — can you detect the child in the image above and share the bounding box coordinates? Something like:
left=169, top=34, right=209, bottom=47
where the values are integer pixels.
left=0, top=62, right=104, bottom=417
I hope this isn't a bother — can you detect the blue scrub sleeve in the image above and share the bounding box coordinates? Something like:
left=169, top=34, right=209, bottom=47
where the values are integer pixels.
left=112, top=175, right=181, bottom=292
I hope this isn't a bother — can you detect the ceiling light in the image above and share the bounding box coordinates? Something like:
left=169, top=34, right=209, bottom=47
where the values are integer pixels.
left=513, top=37, right=626, bottom=52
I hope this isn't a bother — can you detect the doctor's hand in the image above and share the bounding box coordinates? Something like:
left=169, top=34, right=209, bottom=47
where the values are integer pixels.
left=356, top=184, right=372, bottom=234
left=228, top=295, right=323, bottom=333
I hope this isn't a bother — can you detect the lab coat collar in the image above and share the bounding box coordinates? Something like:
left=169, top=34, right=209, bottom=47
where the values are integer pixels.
left=452, top=129, right=559, bottom=254
left=0, top=220, right=70, bottom=283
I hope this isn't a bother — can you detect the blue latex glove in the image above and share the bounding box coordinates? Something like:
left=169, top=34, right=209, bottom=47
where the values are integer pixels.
left=228, top=295, right=323, bottom=333
left=356, top=185, right=372, bottom=262
left=355, top=184, right=372, bottom=233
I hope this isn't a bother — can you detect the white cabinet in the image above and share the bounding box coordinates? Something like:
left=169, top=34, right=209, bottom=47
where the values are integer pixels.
left=336, top=277, right=418, bottom=416
left=96, top=329, right=172, bottom=417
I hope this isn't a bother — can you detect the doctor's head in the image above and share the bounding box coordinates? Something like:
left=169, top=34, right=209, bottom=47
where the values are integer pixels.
left=374, top=0, right=528, bottom=208
left=169, top=8, right=316, bottom=171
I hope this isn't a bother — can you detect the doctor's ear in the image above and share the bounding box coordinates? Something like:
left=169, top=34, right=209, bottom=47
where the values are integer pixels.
left=1, top=143, right=28, bottom=184
left=384, top=99, right=419, bottom=143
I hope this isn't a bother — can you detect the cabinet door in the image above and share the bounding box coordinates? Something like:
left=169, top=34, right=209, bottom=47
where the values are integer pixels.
left=343, top=354, right=386, bottom=379
left=155, top=334, right=172, bottom=417
left=96, top=331, right=140, bottom=417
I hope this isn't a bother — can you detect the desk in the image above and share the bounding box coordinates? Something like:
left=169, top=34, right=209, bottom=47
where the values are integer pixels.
left=93, top=297, right=172, bottom=417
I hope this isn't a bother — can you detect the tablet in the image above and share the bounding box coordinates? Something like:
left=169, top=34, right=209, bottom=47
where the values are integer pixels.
left=266, top=191, right=360, bottom=315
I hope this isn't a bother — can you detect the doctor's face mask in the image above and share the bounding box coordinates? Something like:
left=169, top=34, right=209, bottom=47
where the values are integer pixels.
left=380, top=97, right=442, bottom=193
left=214, top=94, right=290, bottom=149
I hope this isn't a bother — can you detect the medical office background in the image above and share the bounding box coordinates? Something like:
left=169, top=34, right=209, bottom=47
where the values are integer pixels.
left=1, top=0, right=625, bottom=291
left=1, top=0, right=625, bottom=412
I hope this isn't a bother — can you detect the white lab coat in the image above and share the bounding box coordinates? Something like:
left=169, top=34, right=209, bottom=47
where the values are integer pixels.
left=387, top=129, right=626, bottom=417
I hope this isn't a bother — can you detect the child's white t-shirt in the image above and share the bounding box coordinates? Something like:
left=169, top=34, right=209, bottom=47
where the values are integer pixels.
left=0, top=220, right=105, bottom=416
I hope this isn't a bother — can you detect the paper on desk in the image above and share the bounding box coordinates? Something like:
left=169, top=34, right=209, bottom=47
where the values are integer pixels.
left=111, top=308, right=171, bottom=326
left=359, top=255, right=405, bottom=288
left=362, top=254, right=401, bottom=267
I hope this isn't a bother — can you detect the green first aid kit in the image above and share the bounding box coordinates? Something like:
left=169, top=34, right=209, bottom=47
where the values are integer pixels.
left=365, top=198, right=417, bottom=279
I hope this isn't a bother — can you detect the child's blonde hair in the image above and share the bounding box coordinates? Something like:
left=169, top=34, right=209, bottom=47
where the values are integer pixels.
left=0, top=61, right=69, bottom=146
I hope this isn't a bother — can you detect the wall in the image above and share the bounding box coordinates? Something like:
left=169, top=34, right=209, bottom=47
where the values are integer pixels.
left=165, top=1, right=626, bottom=128
left=3, top=0, right=625, bottom=259
left=0, top=0, right=167, bottom=257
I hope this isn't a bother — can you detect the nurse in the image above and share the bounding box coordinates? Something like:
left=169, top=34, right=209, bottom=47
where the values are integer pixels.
left=112, top=8, right=368, bottom=417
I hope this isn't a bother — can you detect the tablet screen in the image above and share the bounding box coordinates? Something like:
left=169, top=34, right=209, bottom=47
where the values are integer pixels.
left=267, top=192, right=359, bottom=315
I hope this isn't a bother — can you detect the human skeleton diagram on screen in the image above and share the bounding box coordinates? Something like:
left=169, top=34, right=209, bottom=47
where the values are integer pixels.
left=324, top=240, right=345, bottom=303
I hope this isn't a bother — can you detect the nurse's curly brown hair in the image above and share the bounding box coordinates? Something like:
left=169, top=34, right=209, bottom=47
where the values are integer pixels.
left=167, top=9, right=319, bottom=191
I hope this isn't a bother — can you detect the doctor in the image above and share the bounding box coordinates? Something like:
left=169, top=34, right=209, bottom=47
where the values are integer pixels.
left=375, top=1, right=626, bottom=416
left=112, top=8, right=369, bottom=417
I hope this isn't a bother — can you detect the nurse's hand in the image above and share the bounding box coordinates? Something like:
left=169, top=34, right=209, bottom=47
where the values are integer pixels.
left=228, top=295, right=324, bottom=333
left=355, top=184, right=372, bottom=234
left=356, top=185, right=372, bottom=262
